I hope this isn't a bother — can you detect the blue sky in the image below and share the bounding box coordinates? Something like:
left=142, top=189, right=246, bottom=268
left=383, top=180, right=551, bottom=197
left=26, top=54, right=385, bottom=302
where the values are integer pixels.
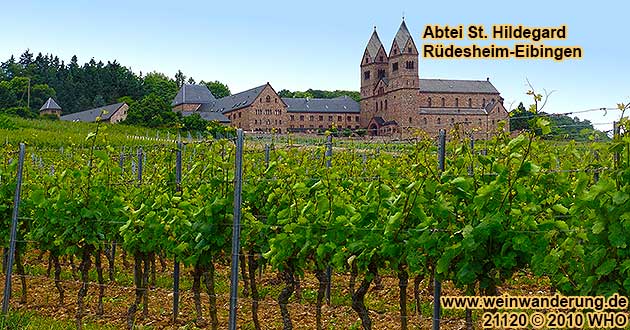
left=2, top=0, right=628, bottom=130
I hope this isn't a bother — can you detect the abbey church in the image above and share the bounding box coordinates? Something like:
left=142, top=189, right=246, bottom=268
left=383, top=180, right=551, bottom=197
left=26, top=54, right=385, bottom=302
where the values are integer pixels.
left=169, top=20, right=509, bottom=137
left=360, top=20, right=509, bottom=136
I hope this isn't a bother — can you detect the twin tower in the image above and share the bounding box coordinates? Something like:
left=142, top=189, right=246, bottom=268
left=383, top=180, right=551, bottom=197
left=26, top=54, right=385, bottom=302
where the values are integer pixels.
left=360, top=20, right=419, bottom=100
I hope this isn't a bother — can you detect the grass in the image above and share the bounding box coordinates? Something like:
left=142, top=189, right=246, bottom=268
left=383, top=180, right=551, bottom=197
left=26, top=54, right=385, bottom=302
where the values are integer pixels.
left=0, top=310, right=120, bottom=330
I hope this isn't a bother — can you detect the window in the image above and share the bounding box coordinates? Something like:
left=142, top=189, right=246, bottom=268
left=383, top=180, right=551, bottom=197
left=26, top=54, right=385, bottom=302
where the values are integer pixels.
left=423, top=118, right=427, bottom=125
left=468, top=98, right=472, bottom=107
left=482, top=98, right=486, bottom=107
left=393, top=49, right=397, bottom=55
left=290, top=115, right=294, bottom=121
left=441, top=98, right=445, bottom=107
left=279, top=120, right=282, bottom=124
left=275, top=98, right=278, bottom=103
left=437, top=117, right=441, bottom=124
left=238, top=112, right=241, bottom=118
left=266, top=95, right=271, bottom=102
left=409, top=117, right=412, bottom=124
left=329, top=115, right=333, bottom=121
left=338, top=116, right=342, bottom=121
left=259, top=98, right=262, bottom=103
left=300, top=115, right=304, bottom=121
left=379, top=56, right=383, bottom=62
left=319, top=115, right=323, bottom=121
left=405, top=61, right=415, bottom=69
left=375, top=101, right=378, bottom=111
left=392, top=62, right=398, bottom=71
left=365, top=58, right=368, bottom=64
left=378, top=69, right=386, bottom=78
left=380, top=101, right=383, bottom=111
left=347, top=116, right=351, bottom=122
left=408, top=47, right=412, bottom=53
left=309, top=115, right=314, bottom=121
left=266, top=119, right=271, bottom=125
left=479, top=118, right=482, bottom=125
left=364, top=71, right=370, bottom=80
left=254, top=119, right=258, bottom=124
left=385, top=99, right=388, bottom=110
left=355, top=116, right=360, bottom=122
left=455, top=98, right=459, bottom=107
left=428, top=97, right=432, bottom=107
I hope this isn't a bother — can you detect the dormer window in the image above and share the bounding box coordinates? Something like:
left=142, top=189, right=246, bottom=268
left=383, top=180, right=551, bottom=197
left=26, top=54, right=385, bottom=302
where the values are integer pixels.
left=379, top=56, right=384, bottom=62
left=408, top=47, right=412, bottom=53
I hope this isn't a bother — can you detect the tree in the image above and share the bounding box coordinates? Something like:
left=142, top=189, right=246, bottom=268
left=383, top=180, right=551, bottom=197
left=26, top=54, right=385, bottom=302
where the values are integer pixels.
left=125, top=93, right=177, bottom=127
left=181, top=113, right=207, bottom=131
left=174, top=70, right=186, bottom=88
left=509, top=102, right=533, bottom=132
left=143, top=72, right=178, bottom=105
left=202, top=80, right=231, bottom=98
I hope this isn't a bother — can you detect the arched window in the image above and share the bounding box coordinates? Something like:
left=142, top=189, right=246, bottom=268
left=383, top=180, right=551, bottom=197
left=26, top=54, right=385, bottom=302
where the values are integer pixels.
left=423, top=118, right=427, bottom=125
left=409, top=117, right=412, bottom=124
left=482, top=98, right=486, bottom=107
left=375, top=101, right=378, bottom=111
left=468, top=98, right=472, bottom=107
left=437, top=117, right=441, bottom=124
left=428, top=97, right=432, bottom=107
left=441, top=97, right=445, bottom=107
left=380, top=100, right=383, bottom=111
left=385, top=99, right=388, bottom=110
left=455, top=98, right=459, bottom=107
left=266, top=95, right=271, bottom=102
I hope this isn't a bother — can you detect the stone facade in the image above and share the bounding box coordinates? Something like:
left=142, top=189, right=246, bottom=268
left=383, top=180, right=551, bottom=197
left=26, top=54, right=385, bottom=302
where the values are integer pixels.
left=360, top=21, right=509, bottom=138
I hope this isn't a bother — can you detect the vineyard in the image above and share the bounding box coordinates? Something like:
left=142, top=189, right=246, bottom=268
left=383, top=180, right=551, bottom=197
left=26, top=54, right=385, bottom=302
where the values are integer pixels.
left=0, top=108, right=629, bottom=330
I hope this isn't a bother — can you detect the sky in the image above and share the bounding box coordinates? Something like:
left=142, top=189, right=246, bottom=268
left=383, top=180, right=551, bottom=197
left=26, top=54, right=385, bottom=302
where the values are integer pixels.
left=1, top=0, right=629, bottom=131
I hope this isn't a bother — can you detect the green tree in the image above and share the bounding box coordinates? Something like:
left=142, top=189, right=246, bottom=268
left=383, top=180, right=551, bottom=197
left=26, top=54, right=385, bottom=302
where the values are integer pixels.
left=202, top=80, right=231, bottom=98
left=125, top=93, right=177, bottom=127
left=174, top=70, right=186, bottom=88
left=143, top=72, right=178, bottom=105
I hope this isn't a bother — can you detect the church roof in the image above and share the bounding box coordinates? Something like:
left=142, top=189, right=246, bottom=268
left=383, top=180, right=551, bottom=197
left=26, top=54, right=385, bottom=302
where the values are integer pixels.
left=419, top=79, right=499, bottom=94
left=365, top=30, right=385, bottom=59
left=171, top=84, right=216, bottom=106
left=393, top=20, right=412, bottom=50
left=40, top=97, right=61, bottom=111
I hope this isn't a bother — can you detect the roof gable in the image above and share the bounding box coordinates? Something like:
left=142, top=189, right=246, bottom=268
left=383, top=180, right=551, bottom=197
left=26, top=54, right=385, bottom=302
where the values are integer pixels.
left=391, top=21, right=412, bottom=54
left=171, top=84, right=216, bottom=106
left=364, top=30, right=385, bottom=60
left=40, top=97, right=61, bottom=111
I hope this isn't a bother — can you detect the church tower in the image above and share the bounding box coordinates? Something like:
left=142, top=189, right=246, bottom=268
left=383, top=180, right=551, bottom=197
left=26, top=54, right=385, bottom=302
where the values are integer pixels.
left=360, top=28, right=388, bottom=126
left=387, top=20, right=419, bottom=91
